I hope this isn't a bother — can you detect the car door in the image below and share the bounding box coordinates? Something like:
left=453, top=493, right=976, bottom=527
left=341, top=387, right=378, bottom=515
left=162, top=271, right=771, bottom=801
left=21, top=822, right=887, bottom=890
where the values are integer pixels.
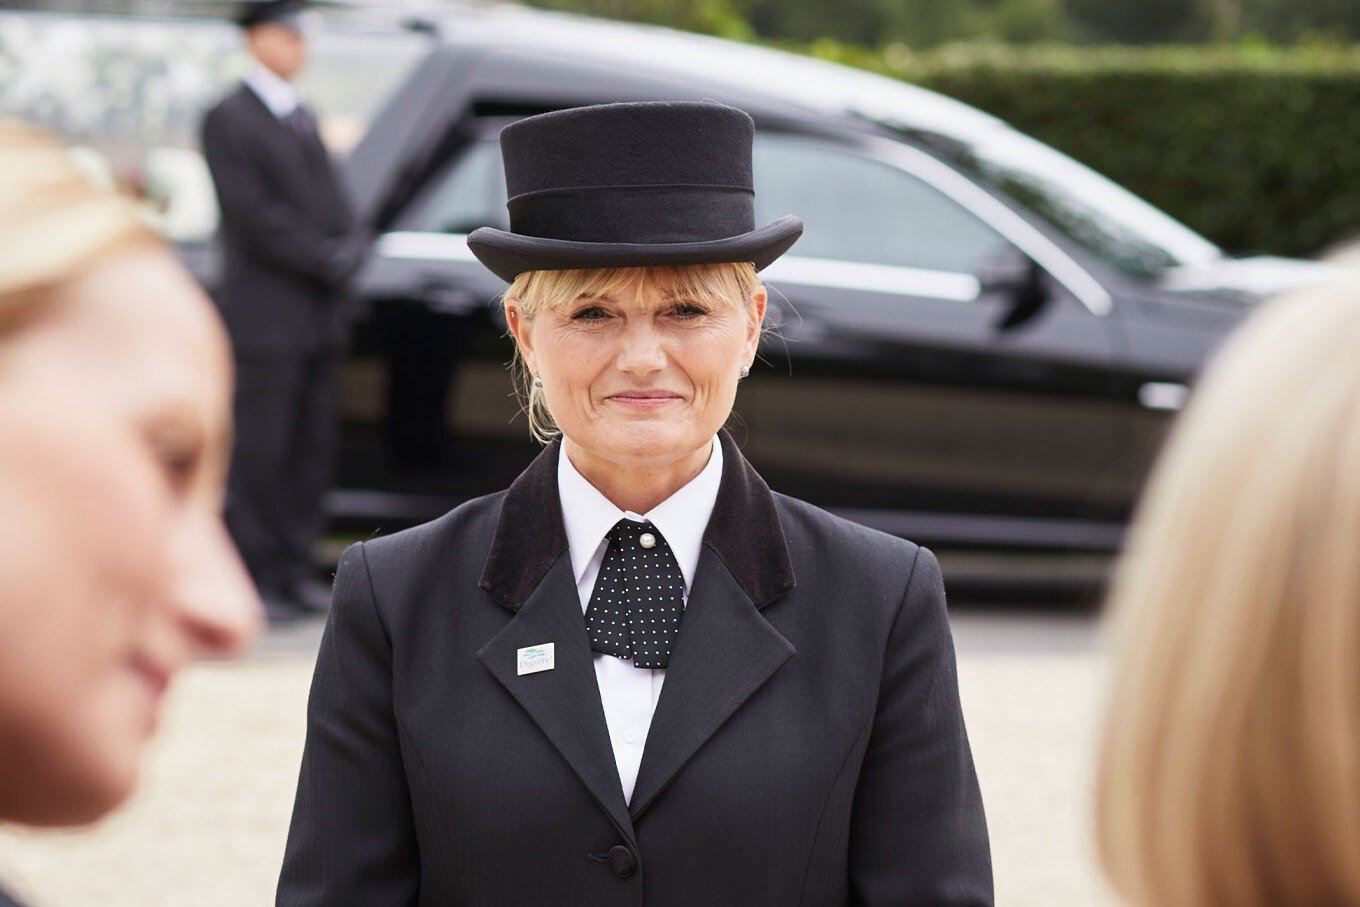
left=739, top=131, right=1127, bottom=542
left=342, top=128, right=526, bottom=501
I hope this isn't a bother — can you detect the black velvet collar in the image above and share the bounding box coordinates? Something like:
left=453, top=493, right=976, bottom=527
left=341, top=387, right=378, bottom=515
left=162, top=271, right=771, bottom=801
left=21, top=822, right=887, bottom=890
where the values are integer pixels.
left=479, top=430, right=795, bottom=612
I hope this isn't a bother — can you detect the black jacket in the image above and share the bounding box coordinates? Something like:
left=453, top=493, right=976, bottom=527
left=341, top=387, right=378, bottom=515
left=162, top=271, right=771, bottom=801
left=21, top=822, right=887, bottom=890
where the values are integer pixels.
left=200, top=84, right=359, bottom=354
left=278, top=432, right=992, bottom=905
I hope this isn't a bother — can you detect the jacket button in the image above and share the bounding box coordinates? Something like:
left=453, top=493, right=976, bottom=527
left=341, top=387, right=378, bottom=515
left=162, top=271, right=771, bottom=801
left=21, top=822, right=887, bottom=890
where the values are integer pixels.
left=607, top=844, right=637, bottom=879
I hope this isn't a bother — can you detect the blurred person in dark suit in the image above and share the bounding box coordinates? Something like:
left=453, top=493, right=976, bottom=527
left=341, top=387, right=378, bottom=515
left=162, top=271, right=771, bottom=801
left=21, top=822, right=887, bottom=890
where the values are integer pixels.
left=0, top=123, right=261, bottom=907
left=201, top=0, right=365, bottom=621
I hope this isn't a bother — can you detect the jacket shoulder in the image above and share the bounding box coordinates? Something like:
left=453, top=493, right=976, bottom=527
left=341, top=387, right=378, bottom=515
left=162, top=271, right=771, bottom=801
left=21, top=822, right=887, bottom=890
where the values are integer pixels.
left=349, top=491, right=506, bottom=581
left=772, top=491, right=924, bottom=587
left=772, top=492, right=919, bottom=562
left=201, top=84, right=254, bottom=132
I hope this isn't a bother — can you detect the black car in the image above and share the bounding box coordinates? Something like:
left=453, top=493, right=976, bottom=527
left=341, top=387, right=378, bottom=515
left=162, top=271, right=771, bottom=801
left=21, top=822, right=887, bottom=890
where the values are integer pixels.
left=0, top=0, right=1328, bottom=588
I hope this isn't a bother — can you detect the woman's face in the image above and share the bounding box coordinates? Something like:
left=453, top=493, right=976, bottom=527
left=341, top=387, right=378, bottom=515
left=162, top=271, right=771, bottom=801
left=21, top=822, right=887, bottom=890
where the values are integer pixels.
left=0, top=246, right=261, bottom=826
left=508, top=268, right=765, bottom=485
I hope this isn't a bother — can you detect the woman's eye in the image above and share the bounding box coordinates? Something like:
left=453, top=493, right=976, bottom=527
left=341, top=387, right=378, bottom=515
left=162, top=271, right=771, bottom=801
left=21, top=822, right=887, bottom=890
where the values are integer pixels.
left=672, top=302, right=709, bottom=319
left=160, top=447, right=200, bottom=490
left=570, top=306, right=610, bottom=322
left=145, top=431, right=202, bottom=493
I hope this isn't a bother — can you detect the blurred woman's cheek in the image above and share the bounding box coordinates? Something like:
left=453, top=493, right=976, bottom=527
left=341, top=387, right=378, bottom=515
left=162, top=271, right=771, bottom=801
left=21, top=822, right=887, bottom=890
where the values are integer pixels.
left=0, top=376, right=184, bottom=806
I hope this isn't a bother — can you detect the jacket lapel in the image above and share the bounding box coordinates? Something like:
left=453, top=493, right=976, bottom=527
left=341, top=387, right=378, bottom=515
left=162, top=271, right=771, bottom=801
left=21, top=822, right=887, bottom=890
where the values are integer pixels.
left=236, top=83, right=315, bottom=178
left=476, top=441, right=636, bottom=845
left=477, top=432, right=798, bottom=831
left=631, top=431, right=799, bottom=819
left=628, top=547, right=795, bottom=820
left=475, top=554, right=635, bottom=848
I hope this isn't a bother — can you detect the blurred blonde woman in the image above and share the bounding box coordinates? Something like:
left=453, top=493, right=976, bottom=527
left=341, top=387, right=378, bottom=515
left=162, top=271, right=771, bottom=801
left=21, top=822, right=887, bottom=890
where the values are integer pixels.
left=1096, top=272, right=1360, bottom=907
left=0, top=123, right=261, bottom=906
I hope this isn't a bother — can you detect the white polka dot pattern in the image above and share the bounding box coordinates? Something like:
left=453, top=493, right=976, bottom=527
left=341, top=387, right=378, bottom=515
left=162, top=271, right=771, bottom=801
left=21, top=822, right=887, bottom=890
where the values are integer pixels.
left=583, top=519, right=685, bottom=669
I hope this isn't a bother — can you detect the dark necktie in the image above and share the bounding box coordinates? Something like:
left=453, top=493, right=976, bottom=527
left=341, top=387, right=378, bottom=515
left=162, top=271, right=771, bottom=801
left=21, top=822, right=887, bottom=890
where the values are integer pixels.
left=284, top=104, right=315, bottom=140
left=584, top=519, right=686, bottom=669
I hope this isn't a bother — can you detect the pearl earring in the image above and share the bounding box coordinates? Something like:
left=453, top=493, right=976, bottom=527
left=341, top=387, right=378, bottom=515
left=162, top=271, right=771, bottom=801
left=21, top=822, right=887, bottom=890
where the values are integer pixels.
left=739, top=364, right=750, bottom=379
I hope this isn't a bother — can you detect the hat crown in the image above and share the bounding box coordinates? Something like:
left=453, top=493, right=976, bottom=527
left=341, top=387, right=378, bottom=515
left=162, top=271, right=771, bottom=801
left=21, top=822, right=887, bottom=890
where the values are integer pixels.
left=501, top=101, right=754, bottom=199
left=497, top=101, right=757, bottom=246
left=237, top=0, right=307, bottom=29
left=466, top=100, right=803, bottom=282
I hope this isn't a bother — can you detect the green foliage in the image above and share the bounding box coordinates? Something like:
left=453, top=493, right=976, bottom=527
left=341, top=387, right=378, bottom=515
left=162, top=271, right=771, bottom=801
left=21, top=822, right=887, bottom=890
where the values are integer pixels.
left=522, top=0, right=753, bottom=39
left=513, top=0, right=1360, bottom=256
left=806, top=40, right=1360, bottom=257
left=519, top=0, right=1360, bottom=46
left=722, top=0, right=1084, bottom=46
left=1064, top=0, right=1210, bottom=43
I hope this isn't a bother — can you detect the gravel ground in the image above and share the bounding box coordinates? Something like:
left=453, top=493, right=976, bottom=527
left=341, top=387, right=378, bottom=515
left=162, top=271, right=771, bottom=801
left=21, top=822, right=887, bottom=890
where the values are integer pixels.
left=0, top=608, right=1120, bottom=907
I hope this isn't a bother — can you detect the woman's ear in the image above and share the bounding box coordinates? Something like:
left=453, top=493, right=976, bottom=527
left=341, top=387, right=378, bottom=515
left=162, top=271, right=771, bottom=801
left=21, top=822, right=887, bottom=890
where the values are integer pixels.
left=504, top=299, right=537, bottom=375
left=745, top=285, right=768, bottom=360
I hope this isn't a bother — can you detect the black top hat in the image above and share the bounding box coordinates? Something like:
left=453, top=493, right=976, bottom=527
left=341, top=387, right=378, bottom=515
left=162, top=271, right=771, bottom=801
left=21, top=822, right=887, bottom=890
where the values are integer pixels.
left=467, top=101, right=803, bottom=283
left=236, top=0, right=307, bottom=30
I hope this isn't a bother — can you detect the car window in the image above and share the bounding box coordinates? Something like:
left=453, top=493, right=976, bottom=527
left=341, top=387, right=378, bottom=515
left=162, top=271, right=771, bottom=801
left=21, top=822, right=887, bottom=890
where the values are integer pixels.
left=0, top=11, right=426, bottom=242
left=403, top=138, right=510, bottom=234
left=398, top=130, right=1013, bottom=278
left=893, top=126, right=1221, bottom=279
left=303, top=26, right=430, bottom=156
left=753, top=134, right=1010, bottom=274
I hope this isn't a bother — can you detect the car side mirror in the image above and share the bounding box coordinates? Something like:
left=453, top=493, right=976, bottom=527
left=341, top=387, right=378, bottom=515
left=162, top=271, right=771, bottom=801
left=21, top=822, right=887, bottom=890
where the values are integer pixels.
left=978, top=247, right=1048, bottom=331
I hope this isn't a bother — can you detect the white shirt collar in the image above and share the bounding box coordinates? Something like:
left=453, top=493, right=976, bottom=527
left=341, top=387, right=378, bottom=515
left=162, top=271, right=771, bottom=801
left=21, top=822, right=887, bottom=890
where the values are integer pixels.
left=558, top=436, right=723, bottom=594
left=245, top=63, right=301, bottom=119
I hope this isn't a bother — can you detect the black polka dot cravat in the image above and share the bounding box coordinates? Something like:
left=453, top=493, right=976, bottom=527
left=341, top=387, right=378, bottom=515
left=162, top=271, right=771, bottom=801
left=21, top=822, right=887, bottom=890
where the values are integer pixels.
left=584, top=519, right=686, bottom=669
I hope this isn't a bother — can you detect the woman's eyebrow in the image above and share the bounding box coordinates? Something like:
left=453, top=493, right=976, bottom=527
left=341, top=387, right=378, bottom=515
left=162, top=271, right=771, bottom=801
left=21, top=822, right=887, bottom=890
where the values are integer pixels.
left=574, top=292, right=616, bottom=303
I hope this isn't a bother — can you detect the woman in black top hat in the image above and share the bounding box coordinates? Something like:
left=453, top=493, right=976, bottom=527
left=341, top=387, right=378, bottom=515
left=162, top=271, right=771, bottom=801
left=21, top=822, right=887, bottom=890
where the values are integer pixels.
left=278, top=101, right=992, bottom=906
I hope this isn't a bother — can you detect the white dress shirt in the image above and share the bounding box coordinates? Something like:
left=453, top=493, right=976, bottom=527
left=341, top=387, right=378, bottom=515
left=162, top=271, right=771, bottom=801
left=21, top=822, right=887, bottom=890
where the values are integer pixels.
left=245, top=63, right=301, bottom=119
left=558, top=436, right=723, bottom=804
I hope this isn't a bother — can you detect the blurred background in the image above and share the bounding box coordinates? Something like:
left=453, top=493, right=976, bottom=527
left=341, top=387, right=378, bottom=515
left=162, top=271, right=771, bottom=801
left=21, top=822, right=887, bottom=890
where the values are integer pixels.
left=8, top=0, right=1360, bottom=256
left=2, top=0, right=1358, bottom=903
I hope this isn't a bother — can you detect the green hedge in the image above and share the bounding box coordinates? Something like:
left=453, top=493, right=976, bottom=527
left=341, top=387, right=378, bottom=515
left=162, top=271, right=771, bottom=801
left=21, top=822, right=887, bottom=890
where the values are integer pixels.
left=802, top=41, right=1360, bottom=258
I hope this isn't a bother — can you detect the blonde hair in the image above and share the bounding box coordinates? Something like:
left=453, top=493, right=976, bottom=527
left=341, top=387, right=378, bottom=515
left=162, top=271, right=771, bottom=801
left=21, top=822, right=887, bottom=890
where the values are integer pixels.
left=1096, top=273, right=1360, bottom=907
left=0, top=121, right=156, bottom=334
left=503, top=262, right=762, bottom=443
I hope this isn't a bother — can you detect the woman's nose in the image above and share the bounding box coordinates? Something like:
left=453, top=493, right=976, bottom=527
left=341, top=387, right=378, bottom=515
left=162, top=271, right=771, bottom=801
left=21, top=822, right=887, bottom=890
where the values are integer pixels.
left=170, top=517, right=263, bottom=656
left=615, top=318, right=667, bottom=375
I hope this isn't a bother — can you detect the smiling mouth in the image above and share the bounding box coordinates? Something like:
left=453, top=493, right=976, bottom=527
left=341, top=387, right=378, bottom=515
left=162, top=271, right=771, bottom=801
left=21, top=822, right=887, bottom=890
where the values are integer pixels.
left=606, top=391, right=682, bottom=407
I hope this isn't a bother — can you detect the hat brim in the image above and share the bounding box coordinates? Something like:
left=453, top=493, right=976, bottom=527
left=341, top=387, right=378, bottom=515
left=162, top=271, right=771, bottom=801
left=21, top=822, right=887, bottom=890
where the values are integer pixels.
left=467, top=215, right=803, bottom=284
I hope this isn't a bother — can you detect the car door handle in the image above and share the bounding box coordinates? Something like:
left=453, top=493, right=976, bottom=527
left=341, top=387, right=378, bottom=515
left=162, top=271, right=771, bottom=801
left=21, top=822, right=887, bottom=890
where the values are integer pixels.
left=416, top=278, right=477, bottom=314
left=767, top=300, right=828, bottom=342
left=1138, top=381, right=1189, bottom=412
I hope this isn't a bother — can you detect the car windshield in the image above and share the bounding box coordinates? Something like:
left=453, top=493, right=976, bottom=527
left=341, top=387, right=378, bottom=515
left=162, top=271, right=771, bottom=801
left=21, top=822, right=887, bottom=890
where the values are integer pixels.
left=883, top=121, right=1222, bottom=279
left=495, top=18, right=1224, bottom=281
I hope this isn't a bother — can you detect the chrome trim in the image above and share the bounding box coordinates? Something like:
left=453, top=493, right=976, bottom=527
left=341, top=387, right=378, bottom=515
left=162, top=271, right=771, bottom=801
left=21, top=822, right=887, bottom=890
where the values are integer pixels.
left=376, top=134, right=1114, bottom=317
left=376, top=229, right=982, bottom=302
left=377, top=230, right=479, bottom=261
left=763, top=255, right=979, bottom=301
left=856, top=136, right=1115, bottom=316
left=1137, top=381, right=1189, bottom=412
